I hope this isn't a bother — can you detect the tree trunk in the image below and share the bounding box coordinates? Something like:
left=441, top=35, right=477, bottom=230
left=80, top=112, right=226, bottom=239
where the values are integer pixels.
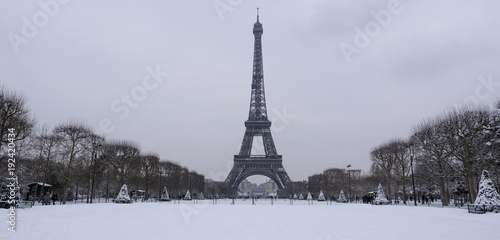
left=401, top=164, right=406, bottom=204
left=61, top=142, right=76, bottom=204
left=62, top=186, right=67, bottom=204
left=495, top=169, right=500, bottom=190
left=86, top=177, right=91, bottom=203
left=105, top=170, right=109, bottom=203
left=86, top=158, right=93, bottom=204
left=466, top=173, right=477, bottom=203
left=439, top=177, right=448, bottom=206
left=145, top=175, right=149, bottom=201
left=402, top=181, right=406, bottom=204
left=387, top=181, right=392, bottom=203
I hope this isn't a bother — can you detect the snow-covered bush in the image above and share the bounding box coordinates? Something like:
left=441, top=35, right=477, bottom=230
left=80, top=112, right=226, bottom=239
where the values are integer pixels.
left=114, top=184, right=132, bottom=203
left=306, top=192, right=312, bottom=201
left=0, top=175, right=21, bottom=208
left=337, top=190, right=347, bottom=203
left=374, top=183, right=389, bottom=205
left=318, top=190, right=326, bottom=201
left=473, top=170, right=500, bottom=213
left=159, top=187, right=170, bottom=201
left=184, top=190, right=191, bottom=200
left=298, top=193, right=304, bottom=200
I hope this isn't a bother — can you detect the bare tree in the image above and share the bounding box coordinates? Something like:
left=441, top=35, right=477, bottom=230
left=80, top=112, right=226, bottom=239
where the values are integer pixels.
left=323, top=168, right=348, bottom=198
left=493, top=101, right=500, bottom=186
left=139, top=153, right=159, bottom=200
left=358, top=174, right=380, bottom=197
left=53, top=121, right=93, bottom=204
left=367, top=103, right=500, bottom=205
left=442, top=106, right=491, bottom=203
left=411, top=116, right=455, bottom=206
left=370, top=139, right=407, bottom=203
left=34, top=126, right=61, bottom=203
left=307, top=173, right=325, bottom=198
left=180, top=167, right=190, bottom=196
left=162, top=161, right=182, bottom=198
left=157, top=160, right=204, bottom=199
left=390, top=139, right=410, bottom=204
left=82, top=133, right=104, bottom=203
left=102, top=140, right=140, bottom=190
left=0, top=85, right=36, bottom=151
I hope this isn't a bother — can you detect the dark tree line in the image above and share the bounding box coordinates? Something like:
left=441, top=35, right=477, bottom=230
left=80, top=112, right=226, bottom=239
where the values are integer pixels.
left=0, top=85, right=204, bottom=206
left=306, top=103, right=499, bottom=206
left=370, top=103, right=500, bottom=206
left=307, top=168, right=369, bottom=200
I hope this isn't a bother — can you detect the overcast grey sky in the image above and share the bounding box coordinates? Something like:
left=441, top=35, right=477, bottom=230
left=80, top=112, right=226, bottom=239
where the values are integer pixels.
left=2, top=0, right=500, bottom=183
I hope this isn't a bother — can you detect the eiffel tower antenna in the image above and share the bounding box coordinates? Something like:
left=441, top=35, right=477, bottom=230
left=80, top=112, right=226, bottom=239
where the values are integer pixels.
left=257, top=8, right=259, bottom=22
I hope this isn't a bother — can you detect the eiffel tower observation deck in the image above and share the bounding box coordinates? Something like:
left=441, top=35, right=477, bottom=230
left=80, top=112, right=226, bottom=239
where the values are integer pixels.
left=225, top=10, right=292, bottom=189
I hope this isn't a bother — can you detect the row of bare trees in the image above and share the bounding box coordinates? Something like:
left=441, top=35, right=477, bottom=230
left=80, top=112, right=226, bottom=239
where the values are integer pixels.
left=1, top=85, right=204, bottom=205
left=305, top=103, right=499, bottom=205
left=307, top=168, right=372, bottom=200
left=370, top=138, right=411, bottom=204
left=370, top=103, right=500, bottom=206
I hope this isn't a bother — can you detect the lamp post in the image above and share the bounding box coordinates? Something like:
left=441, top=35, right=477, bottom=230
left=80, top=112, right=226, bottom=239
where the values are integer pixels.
left=91, top=141, right=101, bottom=204
left=406, top=143, right=417, bottom=206
left=347, top=164, right=351, bottom=203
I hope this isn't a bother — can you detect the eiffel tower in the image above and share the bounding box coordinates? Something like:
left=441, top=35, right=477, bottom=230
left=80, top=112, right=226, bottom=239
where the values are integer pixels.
left=225, top=11, right=292, bottom=189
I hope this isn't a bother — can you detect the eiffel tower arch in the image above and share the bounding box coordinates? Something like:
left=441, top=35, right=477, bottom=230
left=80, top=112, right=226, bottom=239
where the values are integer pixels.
left=225, top=11, right=292, bottom=190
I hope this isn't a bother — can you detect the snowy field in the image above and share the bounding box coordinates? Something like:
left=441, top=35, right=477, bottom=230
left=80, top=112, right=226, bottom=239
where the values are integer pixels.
left=2, top=199, right=499, bottom=240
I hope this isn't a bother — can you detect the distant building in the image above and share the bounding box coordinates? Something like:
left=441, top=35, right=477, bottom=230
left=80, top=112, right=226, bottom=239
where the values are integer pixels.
left=238, top=179, right=252, bottom=196
left=238, top=179, right=278, bottom=197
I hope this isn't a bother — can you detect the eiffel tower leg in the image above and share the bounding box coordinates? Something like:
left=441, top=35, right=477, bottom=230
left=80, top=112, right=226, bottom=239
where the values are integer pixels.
left=262, top=130, right=277, bottom=155
left=225, top=166, right=241, bottom=188
left=276, top=169, right=292, bottom=187
left=238, top=132, right=253, bottom=156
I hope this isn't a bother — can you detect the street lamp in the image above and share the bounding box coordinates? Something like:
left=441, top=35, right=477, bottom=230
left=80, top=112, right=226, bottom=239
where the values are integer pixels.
left=91, top=141, right=102, bottom=204
left=406, top=143, right=417, bottom=206
left=347, top=164, right=351, bottom=203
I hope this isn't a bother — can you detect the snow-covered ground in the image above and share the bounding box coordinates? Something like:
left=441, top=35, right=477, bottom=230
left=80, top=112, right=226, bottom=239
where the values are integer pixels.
left=2, top=199, right=499, bottom=240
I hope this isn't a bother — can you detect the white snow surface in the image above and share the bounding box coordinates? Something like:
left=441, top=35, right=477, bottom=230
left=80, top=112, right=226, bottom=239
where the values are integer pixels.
left=2, top=200, right=499, bottom=240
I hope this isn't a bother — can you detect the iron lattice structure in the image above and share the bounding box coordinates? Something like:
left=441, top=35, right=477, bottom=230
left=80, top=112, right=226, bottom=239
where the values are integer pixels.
left=225, top=13, right=292, bottom=189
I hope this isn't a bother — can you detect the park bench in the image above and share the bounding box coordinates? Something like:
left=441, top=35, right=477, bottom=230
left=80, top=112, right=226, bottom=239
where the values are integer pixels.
left=468, top=204, right=500, bottom=214
left=467, top=204, right=486, bottom=214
